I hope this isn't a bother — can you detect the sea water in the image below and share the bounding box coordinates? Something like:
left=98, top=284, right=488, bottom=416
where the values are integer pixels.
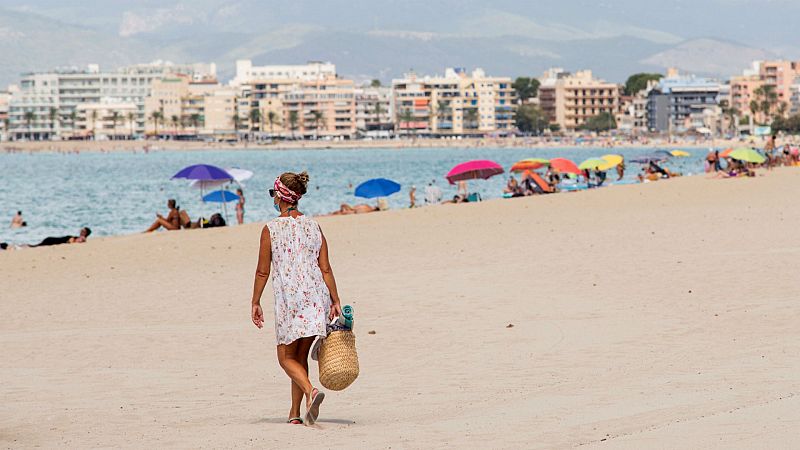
left=0, top=146, right=708, bottom=244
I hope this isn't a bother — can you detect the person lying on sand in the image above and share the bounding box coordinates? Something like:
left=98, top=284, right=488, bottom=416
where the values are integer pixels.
left=30, top=227, right=91, bottom=247
left=331, top=203, right=378, bottom=215
left=144, top=199, right=181, bottom=232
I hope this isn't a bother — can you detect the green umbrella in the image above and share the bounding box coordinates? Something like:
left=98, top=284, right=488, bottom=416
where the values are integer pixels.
left=578, top=158, right=609, bottom=170
left=729, top=148, right=766, bottom=164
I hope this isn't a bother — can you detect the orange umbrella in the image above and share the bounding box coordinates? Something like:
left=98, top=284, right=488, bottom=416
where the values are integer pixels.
left=511, top=158, right=549, bottom=173
left=720, top=148, right=733, bottom=158
left=549, top=158, right=581, bottom=175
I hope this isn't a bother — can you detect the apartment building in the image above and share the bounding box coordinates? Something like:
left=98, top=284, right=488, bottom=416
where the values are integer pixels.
left=231, top=60, right=336, bottom=86
left=143, top=76, right=239, bottom=137
left=7, top=61, right=216, bottom=140
left=354, top=86, right=392, bottom=135
left=646, top=70, right=721, bottom=133
left=730, top=60, right=800, bottom=121
left=538, top=69, right=621, bottom=132
left=391, top=68, right=516, bottom=136
left=0, top=88, right=12, bottom=140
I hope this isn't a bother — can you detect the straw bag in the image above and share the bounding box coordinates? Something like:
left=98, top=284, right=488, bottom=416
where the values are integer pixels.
left=318, top=330, right=359, bottom=391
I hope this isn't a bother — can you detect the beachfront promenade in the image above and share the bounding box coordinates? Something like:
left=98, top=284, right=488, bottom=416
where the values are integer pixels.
left=2, top=169, right=799, bottom=448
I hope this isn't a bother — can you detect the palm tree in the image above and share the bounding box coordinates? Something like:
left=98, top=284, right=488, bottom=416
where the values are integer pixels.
left=288, top=110, right=299, bottom=139
left=464, top=108, right=479, bottom=131
left=90, top=110, right=99, bottom=140
left=127, top=112, right=136, bottom=139
left=110, top=111, right=120, bottom=140
left=398, top=108, right=415, bottom=138
left=189, top=113, right=202, bottom=136
left=232, top=113, right=242, bottom=141
left=266, top=111, right=280, bottom=137
left=149, top=111, right=162, bottom=138
left=23, top=110, right=35, bottom=140
left=436, top=100, right=451, bottom=133
left=373, top=101, right=384, bottom=128
left=753, top=85, right=778, bottom=123
left=249, top=108, right=261, bottom=141
left=69, top=110, right=77, bottom=132
left=311, top=110, right=324, bottom=140
left=48, top=107, right=58, bottom=135
left=170, top=115, right=179, bottom=138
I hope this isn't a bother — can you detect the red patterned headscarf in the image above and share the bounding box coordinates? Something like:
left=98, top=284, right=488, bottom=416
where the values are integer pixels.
left=273, top=177, right=301, bottom=204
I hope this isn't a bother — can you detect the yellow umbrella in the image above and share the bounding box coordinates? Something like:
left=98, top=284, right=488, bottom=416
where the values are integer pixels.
left=598, top=154, right=623, bottom=171
left=670, top=150, right=691, bottom=157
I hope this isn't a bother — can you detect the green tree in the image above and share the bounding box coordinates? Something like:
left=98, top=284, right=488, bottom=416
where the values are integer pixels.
left=90, top=110, right=99, bottom=140
left=69, top=110, right=77, bottom=130
left=249, top=108, right=261, bottom=140
left=771, top=114, right=800, bottom=133
left=579, top=112, right=617, bottom=132
left=463, top=107, right=479, bottom=130
left=149, top=111, right=162, bottom=137
left=127, top=112, right=136, bottom=138
left=266, top=111, right=280, bottom=136
left=288, top=110, right=299, bottom=139
left=512, top=77, right=541, bottom=102
left=515, top=104, right=548, bottom=134
left=110, top=111, right=120, bottom=139
left=370, top=79, right=382, bottom=88
left=49, top=107, right=58, bottom=131
left=189, top=113, right=202, bottom=135
left=170, top=114, right=180, bottom=137
left=373, top=101, right=384, bottom=128
left=311, top=110, right=324, bottom=139
left=24, top=110, right=35, bottom=140
left=398, top=108, right=415, bottom=137
left=753, top=85, right=778, bottom=122
left=623, top=73, right=663, bottom=96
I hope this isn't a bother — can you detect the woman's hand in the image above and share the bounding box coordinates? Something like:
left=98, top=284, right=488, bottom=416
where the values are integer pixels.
left=251, top=303, right=264, bottom=329
left=329, top=302, right=342, bottom=321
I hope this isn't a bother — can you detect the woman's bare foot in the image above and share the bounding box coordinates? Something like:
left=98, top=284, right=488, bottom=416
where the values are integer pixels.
left=304, top=388, right=325, bottom=425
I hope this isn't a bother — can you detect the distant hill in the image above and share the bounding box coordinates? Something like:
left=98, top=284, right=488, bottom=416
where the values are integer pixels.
left=0, top=2, right=790, bottom=87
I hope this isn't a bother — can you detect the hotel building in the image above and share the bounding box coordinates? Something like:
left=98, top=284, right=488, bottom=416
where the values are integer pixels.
left=646, top=69, right=721, bottom=133
left=7, top=61, right=216, bottom=140
left=730, top=60, right=800, bottom=121
left=538, top=69, right=621, bottom=132
left=391, top=68, right=516, bottom=136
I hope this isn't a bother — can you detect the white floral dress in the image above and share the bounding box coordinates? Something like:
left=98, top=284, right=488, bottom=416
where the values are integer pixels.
left=267, top=215, right=331, bottom=345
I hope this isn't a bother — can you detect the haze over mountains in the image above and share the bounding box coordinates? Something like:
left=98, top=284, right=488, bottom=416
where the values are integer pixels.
left=1, top=0, right=797, bottom=86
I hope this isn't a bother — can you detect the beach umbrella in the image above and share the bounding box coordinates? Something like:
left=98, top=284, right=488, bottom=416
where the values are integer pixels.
left=511, top=158, right=550, bottom=173
left=354, top=178, right=402, bottom=199
left=445, top=160, right=504, bottom=184
left=729, top=147, right=766, bottom=164
left=654, top=150, right=673, bottom=157
left=629, top=155, right=666, bottom=164
left=171, top=164, right=233, bottom=181
left=671, top=150, right=691, bottom=157
left=549, top=158, right=581, bottom=175
left=190, top=167, right=253, bottom=190
left=578, top=158, right=609, bottom=171
left=597, top=154, right=623, bottom=171
left=720, top=148, right=734, bottom=158
left=202, top=190, right=241, bottom=203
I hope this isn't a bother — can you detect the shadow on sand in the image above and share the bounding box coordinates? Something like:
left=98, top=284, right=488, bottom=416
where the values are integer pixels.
left=253, top=417, right=356, bottom=425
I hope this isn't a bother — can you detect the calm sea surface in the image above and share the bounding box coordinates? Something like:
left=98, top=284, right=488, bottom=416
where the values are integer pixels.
left=0, top=146, right=710, bottom=244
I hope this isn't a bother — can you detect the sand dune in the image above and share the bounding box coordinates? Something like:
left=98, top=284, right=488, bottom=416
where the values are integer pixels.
left=2, top=169, right=799, bottom=449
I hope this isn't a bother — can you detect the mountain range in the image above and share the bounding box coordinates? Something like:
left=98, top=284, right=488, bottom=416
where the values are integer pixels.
left=1, top=0, right=795, bottom=87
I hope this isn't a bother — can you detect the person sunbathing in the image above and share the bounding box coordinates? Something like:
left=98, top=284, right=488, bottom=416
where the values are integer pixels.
left=332, top=203, right=378, bottom=215
left=31, top=227, right=91, bottom=247
left=145, top=199, right=181, bottom=232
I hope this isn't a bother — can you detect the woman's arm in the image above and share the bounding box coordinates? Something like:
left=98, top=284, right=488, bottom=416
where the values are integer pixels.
left=318, top=228, right=343, bottom=320
left=251, top=226, right=272, bottom=328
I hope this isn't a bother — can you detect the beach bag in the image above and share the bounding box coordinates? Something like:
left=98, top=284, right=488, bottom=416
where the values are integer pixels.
left=318, top=330, right=359, bottom=391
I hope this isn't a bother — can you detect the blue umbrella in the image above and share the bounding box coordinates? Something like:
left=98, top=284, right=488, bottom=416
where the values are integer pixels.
left=172, top=164, right=233, bottom=181
left=355, top=178, right=401, bottom=199
left=202, top=190, right=240, bottom=202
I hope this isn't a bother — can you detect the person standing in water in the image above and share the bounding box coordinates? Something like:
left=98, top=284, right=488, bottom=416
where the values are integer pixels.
left=10, top=211, right=25, bottom=228
left=409, top=185, right=417, bottom=208
left=236, top=188, right=245, bottom=225
left=250, top=171, right=343, bottom=426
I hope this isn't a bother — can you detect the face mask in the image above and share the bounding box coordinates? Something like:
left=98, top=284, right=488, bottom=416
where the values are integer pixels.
left=274, top=202, right=281, bottom=213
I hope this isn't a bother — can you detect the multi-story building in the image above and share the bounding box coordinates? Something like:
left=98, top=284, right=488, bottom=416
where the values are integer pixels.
left=231, top=60, right=337, bottom=86
left=391, top=68, right=516, bottom=136
left=354, top=86, right=392, bottom=135
left=646, top=69, right=721, bottom=133
left=0, top=88, right=12, bottom=140
left=143, top=76, right=237, bottom=137
left=730, top=60, right=800, bottom=121
left=7, top=61, right=216, bottom=140
left=538, top=69, right=620, bottom=132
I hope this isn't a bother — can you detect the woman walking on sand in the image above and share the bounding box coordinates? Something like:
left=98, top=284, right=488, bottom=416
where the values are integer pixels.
left=250, top=171, right=343, bottom=426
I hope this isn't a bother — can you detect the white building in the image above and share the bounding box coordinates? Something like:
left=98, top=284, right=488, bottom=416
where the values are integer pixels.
left=231, top=60, right=337, bottom=87
left=354, top=86, right=393, bottom=136
left=7, top=61, right=216, bottom=140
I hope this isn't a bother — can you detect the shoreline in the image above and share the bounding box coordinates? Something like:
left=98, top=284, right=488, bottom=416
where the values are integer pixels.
left=0, top=135, right=772, bottom=154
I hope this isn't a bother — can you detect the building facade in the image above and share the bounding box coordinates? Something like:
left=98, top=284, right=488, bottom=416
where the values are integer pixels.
left=75, top=100, right=138, bottom=139
left=391, top=68, right=516, bottom=136
left=355, top=86, right=393, bottom=136
left=646, top=70, right=721, bottom=133
left=538, top=69, right=620, bottom=132
left=7, top=61, right=216, bottom=140
left=730, top=60, right=800, bottom=121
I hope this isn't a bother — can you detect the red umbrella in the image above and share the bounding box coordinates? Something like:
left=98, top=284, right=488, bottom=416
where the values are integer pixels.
left=549, top=158, right=581, bottom=175
left=445, top=160, right=504, bottom=184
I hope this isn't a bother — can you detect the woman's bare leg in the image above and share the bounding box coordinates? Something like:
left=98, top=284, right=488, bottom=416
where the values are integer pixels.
left=288, top=337, right=314, bottom=418
left=145, top=217, right=178, bottom=233
left=277, top=337, right=315, bottom=411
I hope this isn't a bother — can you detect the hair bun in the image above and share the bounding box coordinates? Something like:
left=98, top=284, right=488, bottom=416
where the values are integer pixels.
left=298, top=171, right=310, bottom=186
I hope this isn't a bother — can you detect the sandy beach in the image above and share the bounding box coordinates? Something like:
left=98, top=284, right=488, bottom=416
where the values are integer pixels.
left=0, top=135, right=773, bottom=154
left=2, top=168, right=799, bottom=448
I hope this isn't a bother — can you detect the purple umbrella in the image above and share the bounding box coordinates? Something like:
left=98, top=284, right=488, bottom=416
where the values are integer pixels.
left=172, top=164, right=233, bottom=181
